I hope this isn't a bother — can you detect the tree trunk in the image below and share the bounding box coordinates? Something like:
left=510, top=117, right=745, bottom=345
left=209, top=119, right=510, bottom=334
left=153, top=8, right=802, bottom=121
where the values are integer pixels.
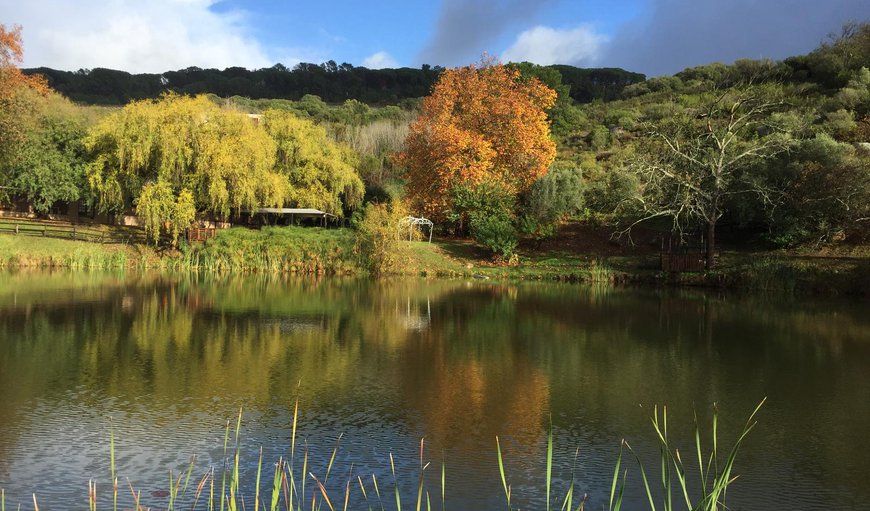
left=706, top=219, right=716, bottom=270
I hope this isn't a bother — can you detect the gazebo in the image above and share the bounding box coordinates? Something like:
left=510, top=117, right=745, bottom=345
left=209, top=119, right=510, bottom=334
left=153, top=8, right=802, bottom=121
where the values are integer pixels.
left=398, top=216, right=434, bottom=242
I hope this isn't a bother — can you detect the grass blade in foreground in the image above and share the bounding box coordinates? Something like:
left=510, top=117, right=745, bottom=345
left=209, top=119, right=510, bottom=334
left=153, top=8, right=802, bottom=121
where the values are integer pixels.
left=612, top=398, right=766, bottom=511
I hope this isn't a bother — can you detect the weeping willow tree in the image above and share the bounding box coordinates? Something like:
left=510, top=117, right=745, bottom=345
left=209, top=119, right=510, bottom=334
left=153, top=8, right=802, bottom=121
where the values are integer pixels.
left=264, top=109, right=364, bottom=215
left=85, top=94, right=285, bottom=243
left=86, top=95, right=365, bottom=244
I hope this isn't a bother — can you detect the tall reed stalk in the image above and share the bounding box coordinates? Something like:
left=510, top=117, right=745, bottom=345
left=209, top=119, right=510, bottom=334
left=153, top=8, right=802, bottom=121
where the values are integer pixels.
left=609, top=398, right=766, bottom=511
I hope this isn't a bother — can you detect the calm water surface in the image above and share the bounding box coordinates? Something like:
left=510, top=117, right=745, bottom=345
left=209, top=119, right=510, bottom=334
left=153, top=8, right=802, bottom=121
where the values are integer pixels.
left=0, top=271, right=868, bottom=510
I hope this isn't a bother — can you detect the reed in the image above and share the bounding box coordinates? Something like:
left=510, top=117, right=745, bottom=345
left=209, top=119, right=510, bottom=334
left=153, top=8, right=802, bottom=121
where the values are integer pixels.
left=608, top=398, right=766, bottom=511
left=496, top=418, right=586, bottom=511
left=179, top=226, right=362, bottom=275
left=4, top=401, right=763, bottom=511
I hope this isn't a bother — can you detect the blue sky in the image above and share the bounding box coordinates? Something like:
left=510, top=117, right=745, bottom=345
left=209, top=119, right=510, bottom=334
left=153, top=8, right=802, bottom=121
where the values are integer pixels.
left=2, top=0, right=868, bottom=76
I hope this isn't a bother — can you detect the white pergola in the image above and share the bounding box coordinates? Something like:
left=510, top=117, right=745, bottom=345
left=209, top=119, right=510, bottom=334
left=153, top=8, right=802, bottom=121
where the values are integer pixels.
left=398, top=216, right=434, bottom=242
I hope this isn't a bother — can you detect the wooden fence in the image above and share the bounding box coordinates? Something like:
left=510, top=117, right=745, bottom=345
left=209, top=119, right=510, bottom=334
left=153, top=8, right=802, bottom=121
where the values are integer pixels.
left=660, top=235, right=707, bottom=272
left=187, top=227, right=218, bottom=243
left=660, top=251, right=706, bottom=272
left=0, top=218, right=152, bottom=244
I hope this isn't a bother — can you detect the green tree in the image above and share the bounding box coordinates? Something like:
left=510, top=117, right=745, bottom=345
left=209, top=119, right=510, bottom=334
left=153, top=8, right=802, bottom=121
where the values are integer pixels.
left=767, top=134, right=870, bottom=245
left=10, top=91, right=89, bottom=213
left=354, top=200, right=407, bottom=276
left=628, top=86, right=792, bottom=268
left=0, top=24, right=50, bottom=202
left=449, top=180, right=518, bottom=259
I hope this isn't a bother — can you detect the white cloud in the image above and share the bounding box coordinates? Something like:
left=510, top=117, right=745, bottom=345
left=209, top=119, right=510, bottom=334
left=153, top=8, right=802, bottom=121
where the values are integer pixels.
left=362, top=51, right=398, bottom=69
left=502, top=25, right=606, bottom=66
left=4, top=0, right=274, bottom=72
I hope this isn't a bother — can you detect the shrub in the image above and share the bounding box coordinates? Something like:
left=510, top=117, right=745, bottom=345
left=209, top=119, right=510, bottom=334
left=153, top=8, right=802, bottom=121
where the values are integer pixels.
left=469, top=213, right=518, bottom=259
left=354, top=201, right=407, bottom=276
left=449, top=180, right=519, bottom=258
left=520, top=161, right=585, bottom=241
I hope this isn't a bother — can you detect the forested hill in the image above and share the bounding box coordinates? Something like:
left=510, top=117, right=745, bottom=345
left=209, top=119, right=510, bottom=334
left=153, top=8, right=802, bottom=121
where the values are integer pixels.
left=22, top=62, right=645, bottom=106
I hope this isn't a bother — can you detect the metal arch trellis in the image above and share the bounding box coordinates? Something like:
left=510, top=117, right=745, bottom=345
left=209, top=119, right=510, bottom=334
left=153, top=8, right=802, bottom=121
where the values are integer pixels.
left=398, top=216, right=434, bottom=243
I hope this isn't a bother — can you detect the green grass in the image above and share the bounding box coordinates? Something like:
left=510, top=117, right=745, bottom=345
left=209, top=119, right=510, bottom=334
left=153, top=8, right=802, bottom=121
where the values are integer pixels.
left=0, top=235, right=139, bottom=269
left=178, top=226, right=362, bottom=275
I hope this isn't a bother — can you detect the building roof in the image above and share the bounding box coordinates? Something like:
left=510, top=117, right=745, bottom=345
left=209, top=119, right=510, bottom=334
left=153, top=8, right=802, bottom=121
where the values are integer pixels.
left=251, top=208, right=332, bottom=216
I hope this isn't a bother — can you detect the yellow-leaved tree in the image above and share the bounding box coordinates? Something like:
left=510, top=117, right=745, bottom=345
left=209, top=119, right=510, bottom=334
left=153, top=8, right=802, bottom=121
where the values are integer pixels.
left=264, top=109, right=364, bottom=215
left=86, top=94, right=284, bottom=243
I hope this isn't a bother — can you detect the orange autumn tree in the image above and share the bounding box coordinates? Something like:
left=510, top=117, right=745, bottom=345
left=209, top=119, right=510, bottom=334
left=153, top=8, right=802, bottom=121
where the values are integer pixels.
left=0, top=23, right=49, bottom=107
left=399, top=57, right=557, bottom=222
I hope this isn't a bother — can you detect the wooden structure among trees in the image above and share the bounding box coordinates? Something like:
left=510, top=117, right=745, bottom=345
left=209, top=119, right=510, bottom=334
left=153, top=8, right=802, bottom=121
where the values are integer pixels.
left=251, top=208, right=336, bottom=227
left=186, top=227, right=217, bottom=243
left=660, top=236, right=707, bottom=272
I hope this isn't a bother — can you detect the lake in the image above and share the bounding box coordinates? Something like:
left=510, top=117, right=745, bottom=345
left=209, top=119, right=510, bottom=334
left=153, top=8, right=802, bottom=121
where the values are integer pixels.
left=0, top=271, right=868, bottom=510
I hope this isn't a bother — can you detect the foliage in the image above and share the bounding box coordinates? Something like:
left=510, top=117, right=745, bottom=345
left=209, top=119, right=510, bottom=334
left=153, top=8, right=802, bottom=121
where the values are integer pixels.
left=354, top=200, right=408, bottom=276
left=767, top=134, right=870, bottom=245
left=470, top=214, right=519, bottom=260
left=339, top=119, right=411, bottom=191
left=264, top=109, right=364, bottom=215
left=622, top=85, right=793, bottom=267
left=85, top=93, right=282, bottom=234
left=0, top=24, right=50, bottom=198
left=401, top=58, right=557, bottom=222
left=85, top=95, right=364, bottom=243
left=24, top=61, right=643, bottom=107
left=450, top=180, right=518, bottom=258
left=519, top=161, right=585, bottom=240
left=795, top=21, right=870, bottom=88
left=8, top=91, right=89, bottom=213
left=136, top=182, right=196, bottom=245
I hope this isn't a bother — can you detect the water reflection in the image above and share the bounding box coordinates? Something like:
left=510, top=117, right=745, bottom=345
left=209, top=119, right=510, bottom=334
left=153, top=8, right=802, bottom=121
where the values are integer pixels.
left=0, top=272, right=868, bottom=510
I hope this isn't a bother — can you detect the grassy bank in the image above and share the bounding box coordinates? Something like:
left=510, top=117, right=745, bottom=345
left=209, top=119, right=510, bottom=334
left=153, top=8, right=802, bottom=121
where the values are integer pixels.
left=401, top=238, right=870, bottom=296
left=176, top=226, right=362, bottom=274
left=0, top=224, right=867, bottom=296
left=0, top=234, right=154, bottom=269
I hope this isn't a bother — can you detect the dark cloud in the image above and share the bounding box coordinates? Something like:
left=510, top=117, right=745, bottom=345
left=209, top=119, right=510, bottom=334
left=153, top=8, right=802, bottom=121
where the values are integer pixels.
left=602, top=0, right=870, bottom=76
left=418, top=0, right=556, bottom=66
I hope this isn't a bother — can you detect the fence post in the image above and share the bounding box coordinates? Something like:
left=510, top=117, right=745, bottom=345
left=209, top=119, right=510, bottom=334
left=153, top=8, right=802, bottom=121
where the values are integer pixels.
left=43, top=226, right=46, bottom=237
left=15, top=224, right=18, bottom=234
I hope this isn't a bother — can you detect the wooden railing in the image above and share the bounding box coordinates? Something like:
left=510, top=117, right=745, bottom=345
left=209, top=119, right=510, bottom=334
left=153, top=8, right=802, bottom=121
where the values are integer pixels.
left=0, top=218, right=151, bottom=244
left=660, top=234, right=707, bottom=272
left=660, top=252, right=706, bottom=272
left=187, top=227, right=218, bottom=243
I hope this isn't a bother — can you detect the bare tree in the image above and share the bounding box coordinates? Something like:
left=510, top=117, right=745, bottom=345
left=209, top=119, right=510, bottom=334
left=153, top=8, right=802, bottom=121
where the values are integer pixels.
left=625, top=86, right=792, bottom=269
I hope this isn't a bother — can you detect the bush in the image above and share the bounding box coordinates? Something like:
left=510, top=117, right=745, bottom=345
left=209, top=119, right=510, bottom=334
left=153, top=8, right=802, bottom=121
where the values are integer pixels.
left=520, top=161, right=585, bottom=241
left=354, top=201, right=407, bottom=276
left=449, top=180, right=519, bottom=258
left=469, top=213, right=518, bottom=259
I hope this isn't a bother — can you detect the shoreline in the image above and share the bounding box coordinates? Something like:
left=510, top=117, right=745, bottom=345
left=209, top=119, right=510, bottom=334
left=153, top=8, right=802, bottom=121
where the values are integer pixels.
left=1, top=232, right=867, bottom=298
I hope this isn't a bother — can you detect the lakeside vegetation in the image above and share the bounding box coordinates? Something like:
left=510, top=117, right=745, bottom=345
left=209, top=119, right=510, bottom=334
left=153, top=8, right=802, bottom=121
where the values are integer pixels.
left=1, top=22, right=869, bottom=293
left=2, top=222, right=867, bottom=296
left=1, top=400, right=763, bottom=511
